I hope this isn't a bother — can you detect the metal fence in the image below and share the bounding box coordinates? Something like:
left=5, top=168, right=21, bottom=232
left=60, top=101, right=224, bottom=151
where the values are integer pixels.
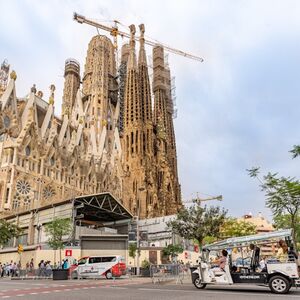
left=1, top=268, right=53, bottom=279
left=150, top=264, right=186, bottom=284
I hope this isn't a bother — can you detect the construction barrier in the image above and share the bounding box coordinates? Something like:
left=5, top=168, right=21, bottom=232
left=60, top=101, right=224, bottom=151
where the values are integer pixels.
left=150, top=264, right=185, bottom=284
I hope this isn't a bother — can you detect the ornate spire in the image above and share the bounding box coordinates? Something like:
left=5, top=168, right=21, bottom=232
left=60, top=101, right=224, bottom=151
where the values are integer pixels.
left=127, top=24, right=137, bottom=70
left=48, top=84, right=55, bottom=105
left=10, top=70, right=17, bottom=81
left=138, top=24, right=147, bottom=66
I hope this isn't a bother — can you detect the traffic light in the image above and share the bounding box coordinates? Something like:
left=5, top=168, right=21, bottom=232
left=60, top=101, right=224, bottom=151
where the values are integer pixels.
left=17, top=244, right=23, bottom=254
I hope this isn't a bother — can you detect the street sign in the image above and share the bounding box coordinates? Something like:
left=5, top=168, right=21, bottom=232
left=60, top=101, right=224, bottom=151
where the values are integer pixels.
left=128, top=231, right=137, bottom=242
left=139, top=230, right=148, bottom=241
left=65, top=249, right=72, bottom=257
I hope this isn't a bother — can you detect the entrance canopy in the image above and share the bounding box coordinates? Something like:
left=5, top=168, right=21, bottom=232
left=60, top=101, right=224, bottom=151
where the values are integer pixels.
left=74, top=192, right=133, bottom=224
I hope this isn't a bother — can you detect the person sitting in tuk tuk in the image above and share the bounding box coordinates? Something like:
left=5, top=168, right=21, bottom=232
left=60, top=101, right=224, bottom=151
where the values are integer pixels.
left=276, top=240, right=288, bottom=262
left=214, top=250, right=228, bottom=270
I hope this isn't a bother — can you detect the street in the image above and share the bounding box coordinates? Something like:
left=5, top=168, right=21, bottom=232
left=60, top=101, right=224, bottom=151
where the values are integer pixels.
left=0, top=278, right=299, bottom=299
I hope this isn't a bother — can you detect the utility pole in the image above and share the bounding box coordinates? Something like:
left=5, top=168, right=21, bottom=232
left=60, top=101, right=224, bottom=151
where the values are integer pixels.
left=136, top=186, right=145, bottom=276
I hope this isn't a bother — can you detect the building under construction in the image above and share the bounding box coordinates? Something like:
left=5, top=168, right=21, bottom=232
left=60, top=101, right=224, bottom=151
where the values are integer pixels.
left=0, top=16, right=183, bottom=230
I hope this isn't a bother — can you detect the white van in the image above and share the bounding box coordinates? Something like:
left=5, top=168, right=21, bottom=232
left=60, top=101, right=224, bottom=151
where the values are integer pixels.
left=70, top=255, right=126, bottom=279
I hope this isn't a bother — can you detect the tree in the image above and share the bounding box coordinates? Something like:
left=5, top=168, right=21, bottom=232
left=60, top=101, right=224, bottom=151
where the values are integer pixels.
left=248, top=167, right=300, bottom=243
left=273, top=214, right=300, bottom=244
left=128, top=242, right=138, bottom=259
left=0, top=220, right=22, bottom=246
left=167, top=205, right=227, bottom=248
left=162, top=244, right=183, bottom=262
left=221, top=218, right=257, bottom=238
left=44, top=218, right=72, bottom=265
left=290, top=145, right=300, bottom=159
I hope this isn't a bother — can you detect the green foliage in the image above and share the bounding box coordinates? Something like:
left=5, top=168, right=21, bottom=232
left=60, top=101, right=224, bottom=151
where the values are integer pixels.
left=248, top=163, right=300, bottom=243
left=128, top=242, right=137, bottom=259
left=273, top=214, right=300, bottom=243
left=44, top=218, right=72, bottom=250
left=167, top=205, right=227, bottom=247
left=290, top=145, right=300, bottom=159
left=202, top=236, right=218, bottom=245
left=141, top=259, right=150, bottom=269
left=0, top=220, right=22, bottom=246
left=162, top=244, right=184, bottom=259
left=221, top=218, right=257, bottom=238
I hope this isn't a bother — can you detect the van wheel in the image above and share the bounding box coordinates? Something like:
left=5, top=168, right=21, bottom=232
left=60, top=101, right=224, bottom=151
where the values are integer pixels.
left=193, top=276, right=207, bottom=289
left=106, top=271, right=113, bottom=279
left=269, top=275, right=291, bottom=294
left=71, top=271, right=78, bottom=279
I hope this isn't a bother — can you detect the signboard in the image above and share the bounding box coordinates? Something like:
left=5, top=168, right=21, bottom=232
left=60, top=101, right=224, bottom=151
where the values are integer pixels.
left=128, top=231, right=137, bottom=242
left=65, top=249, right=72, bottom=257
left=139, top=230, right=148, bottom=241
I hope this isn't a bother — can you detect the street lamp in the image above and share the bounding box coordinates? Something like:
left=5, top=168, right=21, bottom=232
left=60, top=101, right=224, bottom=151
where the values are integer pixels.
left=136, top=186, right=145, bottom=276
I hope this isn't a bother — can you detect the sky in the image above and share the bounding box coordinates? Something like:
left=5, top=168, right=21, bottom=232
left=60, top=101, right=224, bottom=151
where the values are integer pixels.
left=0, top=0, right=299, bottom=220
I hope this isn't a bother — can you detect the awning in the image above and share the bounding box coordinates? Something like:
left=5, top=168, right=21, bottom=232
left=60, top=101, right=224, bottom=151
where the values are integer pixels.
left=74, top=192, right=133, bottom=223
left=203, top=229, right=292, bottom=251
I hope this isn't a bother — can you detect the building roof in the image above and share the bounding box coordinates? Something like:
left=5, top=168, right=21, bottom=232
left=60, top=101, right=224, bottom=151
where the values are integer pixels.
left=74, top=192, right=133, bottom=223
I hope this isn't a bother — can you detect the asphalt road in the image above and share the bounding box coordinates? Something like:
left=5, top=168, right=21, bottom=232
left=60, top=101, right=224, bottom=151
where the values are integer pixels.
left=0, top=278, right=299, bottom=300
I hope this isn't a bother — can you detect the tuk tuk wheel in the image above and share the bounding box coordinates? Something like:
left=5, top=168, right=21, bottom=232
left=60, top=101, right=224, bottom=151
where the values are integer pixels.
left=269, top=275, right=291, bottom=294
left=193, top=276, right=207, bottom=289
left=71, top=271, right=78, bottom=280
left=106, top=270, right=113, bottom=279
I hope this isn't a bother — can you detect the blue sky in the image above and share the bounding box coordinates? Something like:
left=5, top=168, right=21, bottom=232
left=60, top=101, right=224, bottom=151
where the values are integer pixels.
left=1, top=0, right=299, bottom=220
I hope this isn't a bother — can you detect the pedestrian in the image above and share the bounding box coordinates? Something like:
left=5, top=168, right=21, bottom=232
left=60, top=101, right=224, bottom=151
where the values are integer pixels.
left=45, top=261, right=52, bottom=277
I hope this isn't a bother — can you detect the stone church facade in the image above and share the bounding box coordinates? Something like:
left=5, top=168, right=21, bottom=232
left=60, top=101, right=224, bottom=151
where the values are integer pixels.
left=0, top=24, right=181, bottom=220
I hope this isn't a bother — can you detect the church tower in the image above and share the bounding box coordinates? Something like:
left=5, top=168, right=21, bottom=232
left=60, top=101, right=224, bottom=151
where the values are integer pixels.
left=122, top=25, right=148, bottom=217
left=62, top=59, right=80, bottom=117
left=152, top=45, right=181, bottom=214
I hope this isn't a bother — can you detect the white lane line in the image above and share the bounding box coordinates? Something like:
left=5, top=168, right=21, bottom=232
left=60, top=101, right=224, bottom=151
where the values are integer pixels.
left=30, top=293, right=38, bottom=295
left=42, top=291, right=49, bottom=294
left=16, top=295, right=25, bottom=297
left=53, top=290, right=60, bottom=292
left=2, top=296, right=11, bottom=299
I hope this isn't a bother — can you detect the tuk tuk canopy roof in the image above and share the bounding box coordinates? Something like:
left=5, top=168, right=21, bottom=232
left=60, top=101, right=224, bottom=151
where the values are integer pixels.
left=203, top=229, right=292, bottom=251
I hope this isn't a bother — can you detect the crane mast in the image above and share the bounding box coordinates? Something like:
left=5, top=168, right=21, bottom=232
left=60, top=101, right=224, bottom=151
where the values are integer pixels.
left=73, top=12, right=204, bottom=62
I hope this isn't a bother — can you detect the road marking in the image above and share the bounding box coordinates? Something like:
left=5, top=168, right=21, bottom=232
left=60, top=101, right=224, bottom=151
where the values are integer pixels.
left=16, top=295, right=24, bottom=297
left=2, top=296, right=11, bottom=299
left=30, top=293, right=38, bottom=295
left=42, top=291, right=49, bottom=294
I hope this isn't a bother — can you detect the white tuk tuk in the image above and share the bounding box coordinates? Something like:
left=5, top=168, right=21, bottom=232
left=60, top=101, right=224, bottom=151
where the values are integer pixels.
left=192, top=229, right=300, bottom=294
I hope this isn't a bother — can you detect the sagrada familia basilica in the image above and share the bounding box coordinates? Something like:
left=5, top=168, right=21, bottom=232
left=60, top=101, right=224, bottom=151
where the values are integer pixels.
left=0, top=24, right=181, bottom=220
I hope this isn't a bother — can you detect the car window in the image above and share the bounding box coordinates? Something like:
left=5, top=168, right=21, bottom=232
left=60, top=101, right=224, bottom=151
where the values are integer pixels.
left=78, top=258, right=87, bottom=265
left=89, top=257, right=102, bottom=264
left=102, top=257, right=116, bottom=263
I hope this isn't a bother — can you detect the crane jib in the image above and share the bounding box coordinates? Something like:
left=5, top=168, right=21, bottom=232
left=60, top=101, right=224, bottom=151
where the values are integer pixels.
left=73, top=12, right=204, bottom=62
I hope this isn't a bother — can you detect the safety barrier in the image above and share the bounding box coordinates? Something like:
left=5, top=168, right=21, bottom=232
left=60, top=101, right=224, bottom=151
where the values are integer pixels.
left=1, top=268, right=54, bottom=279
left=150, top=264, right=185, bottom=284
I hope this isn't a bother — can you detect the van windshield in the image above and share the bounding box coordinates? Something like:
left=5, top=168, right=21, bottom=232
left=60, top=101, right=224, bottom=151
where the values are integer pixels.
left=78, top=258, right=87, bottom=265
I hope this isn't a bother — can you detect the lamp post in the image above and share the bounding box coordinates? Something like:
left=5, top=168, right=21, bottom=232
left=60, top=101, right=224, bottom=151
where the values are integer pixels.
left=136, top=186, right=145, bottom=276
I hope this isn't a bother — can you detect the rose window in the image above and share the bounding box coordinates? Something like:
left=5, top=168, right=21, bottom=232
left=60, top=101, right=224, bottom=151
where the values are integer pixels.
left=43, top=186, right=56, bottom=200
left=16, top=180, right=31, bottom=195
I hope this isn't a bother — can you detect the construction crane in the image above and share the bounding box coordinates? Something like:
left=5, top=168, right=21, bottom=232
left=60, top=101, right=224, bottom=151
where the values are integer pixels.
left=73, top=12, right=204, bottom=62
left=183, top=193, right=222, bottom=205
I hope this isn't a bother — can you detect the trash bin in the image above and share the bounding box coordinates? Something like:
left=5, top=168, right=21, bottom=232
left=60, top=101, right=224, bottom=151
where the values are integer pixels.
left=52, top=269, right=69, bottom=280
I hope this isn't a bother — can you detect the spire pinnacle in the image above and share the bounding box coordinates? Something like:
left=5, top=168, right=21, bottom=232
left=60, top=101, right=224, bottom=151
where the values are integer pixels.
left=127, top=24, right=137, bottom=70
left=138, top=24, right=147, bottom=66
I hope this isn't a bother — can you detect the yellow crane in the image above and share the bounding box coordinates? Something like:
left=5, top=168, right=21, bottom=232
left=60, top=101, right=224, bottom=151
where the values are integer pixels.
left=183, top=193, right=222, bottom=205
left=73, top=12, right=204, bottom=62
